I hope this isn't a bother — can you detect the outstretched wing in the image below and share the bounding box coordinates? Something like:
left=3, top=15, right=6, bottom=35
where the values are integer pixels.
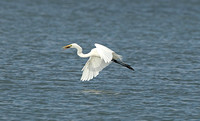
left=81, top=56, right=111, bottom=81
left=95, top=43, right=114, bottom=63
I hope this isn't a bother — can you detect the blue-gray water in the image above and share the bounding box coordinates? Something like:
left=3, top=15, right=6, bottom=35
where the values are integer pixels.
left=0, top=0, right=200, bottom=120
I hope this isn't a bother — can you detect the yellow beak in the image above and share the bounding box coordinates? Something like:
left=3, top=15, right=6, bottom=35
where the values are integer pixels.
left=63, top=44, right=72, bottom=49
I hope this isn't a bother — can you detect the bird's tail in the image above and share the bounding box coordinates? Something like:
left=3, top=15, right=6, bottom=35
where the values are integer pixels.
left=112, top=59, right=134, bottom=71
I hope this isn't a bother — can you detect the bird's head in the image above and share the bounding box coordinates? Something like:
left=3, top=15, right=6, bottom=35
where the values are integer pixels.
left=63, top=43, right=78, bottom=49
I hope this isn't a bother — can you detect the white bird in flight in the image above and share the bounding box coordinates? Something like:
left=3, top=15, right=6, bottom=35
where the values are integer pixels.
left=63, top=43, right=134, bottom=81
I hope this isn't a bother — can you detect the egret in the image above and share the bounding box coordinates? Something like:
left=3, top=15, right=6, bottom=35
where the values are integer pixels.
left=63, top=43, right=134, bottom=81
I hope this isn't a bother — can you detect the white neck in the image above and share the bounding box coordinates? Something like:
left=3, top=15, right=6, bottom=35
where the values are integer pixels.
left=73, top=44, right=90, bottom=58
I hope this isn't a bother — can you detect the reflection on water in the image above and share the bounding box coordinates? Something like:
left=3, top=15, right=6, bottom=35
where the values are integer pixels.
left=82, top=89, right=119, bottom=95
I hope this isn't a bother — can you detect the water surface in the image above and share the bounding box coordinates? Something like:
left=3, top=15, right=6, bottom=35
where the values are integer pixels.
left=0, top=0, right=200, bottom=120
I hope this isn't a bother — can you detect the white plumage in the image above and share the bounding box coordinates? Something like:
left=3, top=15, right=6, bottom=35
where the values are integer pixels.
left=63, top=43, right=132, bottom=81
left=81, top=56, right=110, bottom=81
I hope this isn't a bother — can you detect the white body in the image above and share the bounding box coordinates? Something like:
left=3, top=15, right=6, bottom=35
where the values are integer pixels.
left=69, top=43, right=122, bottom=81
